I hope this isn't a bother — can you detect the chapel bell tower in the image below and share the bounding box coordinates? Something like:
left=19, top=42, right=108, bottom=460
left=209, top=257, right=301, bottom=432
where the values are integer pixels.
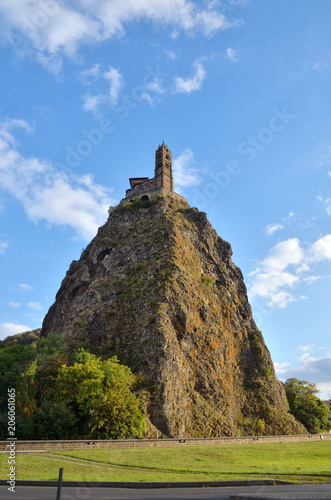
left=154, top=142, right=173, bottom=191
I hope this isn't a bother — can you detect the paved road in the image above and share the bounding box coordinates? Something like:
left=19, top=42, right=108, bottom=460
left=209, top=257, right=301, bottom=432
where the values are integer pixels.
left=1, top=484, right=331, bottom=500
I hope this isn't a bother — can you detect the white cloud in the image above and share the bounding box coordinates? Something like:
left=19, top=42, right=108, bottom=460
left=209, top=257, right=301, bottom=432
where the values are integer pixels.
left=104, top=66, right=124, bottom=105
left=174, top=59, right=206, bottom=94
left=316, top=146, right=331, bottom=168
left=0, top=117, right=115, bottom=239
left=316, top=194, right=331, bottom=216
left=265, top=223, right=284, bottom=236
left=274, top=361, right=291, bottom=373
left=225, top=47, right=238, bottom=62
left=0, top=1, right=241, bottom=71
left=309, top=234, right=331, bottom=261
left=145, top=77, right=166, bottom=94
left=173, top=149, right=200, bottom=192
left=140, top=77, right=166, bottom=106
left=80, top=65, right=167, bottom=113
left=248, top=236, right=331, bottom=309
left=28, top=301, right=42, bottom=310
left=275, top=355, right=331, bottom=399
left=82, top=94, right=104, bottom=114
left=267, top=291, right=296, bottom=309
left=165, top=50, right=177, bottom=60
left=312, top=61, right=328, bottom=72
left=81, top=64, right=124, bottom=115
left=19, top=283, right=34, bottom=292
left=250, top=271, right=299, bottom=296
left=79, top=63, right=102, bottom=82
left=9, top=302, right=22, bottom=308
left=300, top=352, right=311, bottom=361
left=141, top=93, right=156, bottom=106
left=259, top=238, right=304, bottom=272
left=0, top=240, right=9, bottom=255
left=194, top=9, right=241, bottom=36
left=0, top=323, right=32, bottom=340
left=303, top=275, right=321, bottom=285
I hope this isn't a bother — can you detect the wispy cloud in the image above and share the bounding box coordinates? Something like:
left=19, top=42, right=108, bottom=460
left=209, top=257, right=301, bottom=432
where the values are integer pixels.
left=104, top=67, right=124, bottom=105
left=9, top=302, right=21, bottom=308
left=315, top=146, right=331, bottom=168
left=80, top=65, right=166, bottom=113
left=0, top=1, right=242, bottom=72
left=225, top=47, right=239, bottom=62
left=145, top=77, right=166, bottom=95
left=0, top=240, right=9, bottom=255
left=28, top=301, right=42, bottom=311
left=0, top=117, right=115, bottom=239
left=312, top=60, right=328, bottom=72
left=316, top=195, right=331, bottom=216
left=141, top=77, right=167, bottom=106
left=303, top=275, right=321, bottom=285
left=81, top=64, right=124, bottom=115
left=265, top=223, right=284, bottom=236
left=82, top=94, right=105, bottom=115
left=173, top=59, right=206, bottom=94
left=19, top=283, right=34, bottom=292
left=79, top=63, right=102, bottom=82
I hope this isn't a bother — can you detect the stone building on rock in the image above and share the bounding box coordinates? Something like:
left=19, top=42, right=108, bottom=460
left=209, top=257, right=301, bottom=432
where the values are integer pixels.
left=121, top=142, right=183, bottom=204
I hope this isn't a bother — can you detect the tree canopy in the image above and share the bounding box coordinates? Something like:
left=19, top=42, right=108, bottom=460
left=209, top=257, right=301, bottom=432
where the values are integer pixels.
left=0, top=333, right=146, bottom=440
left=284, top=378, right=331, bottom=433
left=57, top=349, right=146, bottom=439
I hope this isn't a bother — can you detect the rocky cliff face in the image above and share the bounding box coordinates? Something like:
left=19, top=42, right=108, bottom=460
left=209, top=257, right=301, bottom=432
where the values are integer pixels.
left=41, top=195, right=305, bottom=437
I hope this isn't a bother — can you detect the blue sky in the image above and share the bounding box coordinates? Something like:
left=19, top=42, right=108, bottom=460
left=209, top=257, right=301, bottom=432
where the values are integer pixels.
left=0, top=0, right=331, bottom=398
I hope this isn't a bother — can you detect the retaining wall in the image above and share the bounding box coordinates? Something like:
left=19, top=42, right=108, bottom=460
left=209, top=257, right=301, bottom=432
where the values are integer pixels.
left=1, top=434, right=330, bottom=452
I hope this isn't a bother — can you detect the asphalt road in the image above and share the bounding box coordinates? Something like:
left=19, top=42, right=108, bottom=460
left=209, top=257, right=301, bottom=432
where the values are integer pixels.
left=1, top=484, right=331, bottom=500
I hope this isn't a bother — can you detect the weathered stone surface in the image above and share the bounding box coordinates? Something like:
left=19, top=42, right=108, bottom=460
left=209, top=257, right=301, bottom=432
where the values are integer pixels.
left=41, top=196, right=306, bottom=437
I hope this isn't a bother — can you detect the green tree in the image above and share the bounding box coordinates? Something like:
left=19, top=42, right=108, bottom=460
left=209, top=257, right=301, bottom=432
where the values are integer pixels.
left=57, top=349, right=146, bottom=439
left=0, top=342, right=37, bottom=439
left=34, top=333, right=69, bottom=404
left=31, top=401, right=77, bottom=439
left=0, top=332, right=70, bottom=439
left=284, top=378, right=331, bottom=433
left=0, top=343, right=36, bottom=406
left=16, top=333, right=69, bottom=420
left=16, top=360, right=37, bottom=418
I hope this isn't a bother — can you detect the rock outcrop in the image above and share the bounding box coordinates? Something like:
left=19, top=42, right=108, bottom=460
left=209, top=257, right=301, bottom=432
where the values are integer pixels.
left=41, top=195, right=305, bottom=437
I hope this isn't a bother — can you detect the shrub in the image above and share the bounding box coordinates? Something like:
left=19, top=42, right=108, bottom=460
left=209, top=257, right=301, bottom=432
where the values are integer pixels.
left=202, top=275, right=214, bottom=288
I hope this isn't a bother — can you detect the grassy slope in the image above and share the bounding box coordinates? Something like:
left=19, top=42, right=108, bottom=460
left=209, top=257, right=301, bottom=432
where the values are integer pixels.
left=1, top=442, right=330, bottom=482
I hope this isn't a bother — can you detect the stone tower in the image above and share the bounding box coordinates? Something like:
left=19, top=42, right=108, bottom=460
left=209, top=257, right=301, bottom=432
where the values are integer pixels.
left=154, top=142, right=173, bottom=191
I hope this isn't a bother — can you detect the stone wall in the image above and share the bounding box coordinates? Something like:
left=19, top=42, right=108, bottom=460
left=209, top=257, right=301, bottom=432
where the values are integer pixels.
left=1, top=434, right=329, bottom=452
left=124, top=178, right=156, bottom=202
left=120, top=188, right=186, bottom=204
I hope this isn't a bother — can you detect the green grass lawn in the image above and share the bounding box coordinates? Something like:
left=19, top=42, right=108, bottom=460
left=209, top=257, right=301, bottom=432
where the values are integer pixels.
left=1, top=442, right=330, bottom=483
